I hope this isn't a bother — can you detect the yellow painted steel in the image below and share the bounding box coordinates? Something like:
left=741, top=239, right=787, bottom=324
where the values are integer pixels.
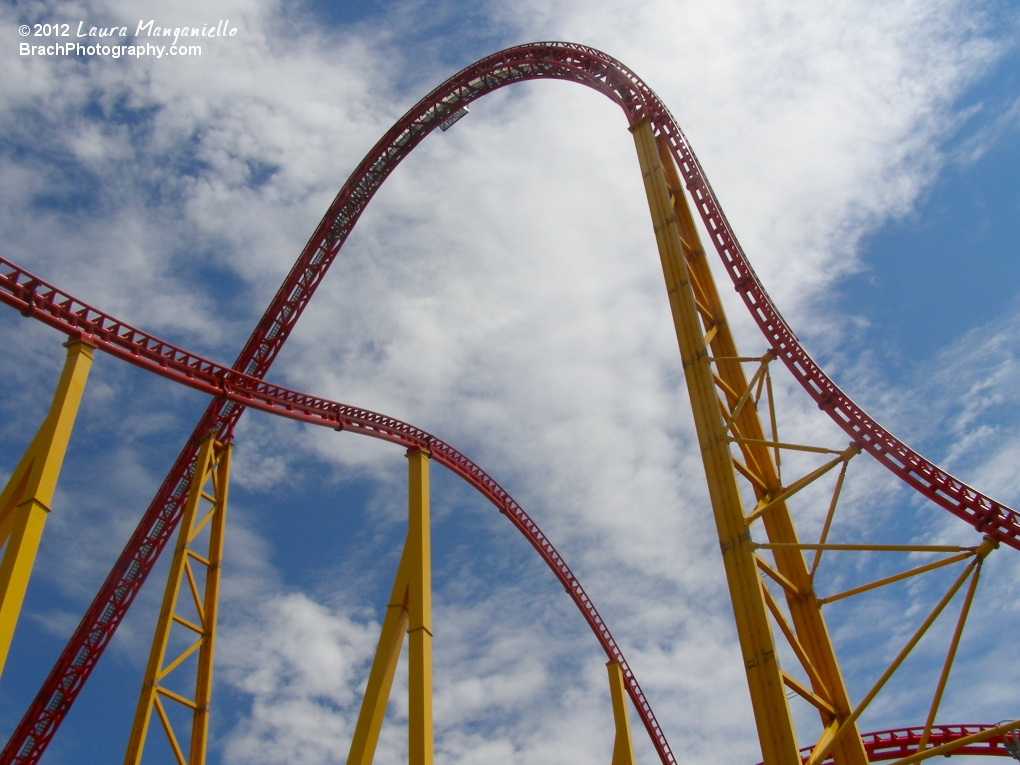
left=818, top=551, right=974, bottom=605
left=657, top=124, right=876, bottom=765
left=635, top=119, right=873, bottom=765
left=607, top=661, right=637, bottom=765
left=650, top=139, right=869, bottom=764
left=347, top=546, right=411, bottom=765
left=646, top=136, right=863, bottom=765
left=631, top=119, right=800, bottom=765
left=0, top=339, right=94, bottom=679
left=347, top=449, right=432, bottom=765
left=756, top=543, right=975, bottom=553
left=918, top=560, right=983, bottom=750
left=744, top=448, right=856, bottom=525
left=807, top=537, right=997, bottom=765
left=123, top=434, right=231, bottom=765
left=407, top=449, right=433, bottom=765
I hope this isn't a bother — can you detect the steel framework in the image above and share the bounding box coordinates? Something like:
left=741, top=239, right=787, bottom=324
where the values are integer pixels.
left=0, top=40, right=1017, bottom=765
left=123, top=434, right=232, bottom=765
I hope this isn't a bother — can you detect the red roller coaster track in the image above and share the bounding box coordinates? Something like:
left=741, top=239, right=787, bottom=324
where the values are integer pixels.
left=0, top=255, right=675, bottom=764
left=0, top=41, right=1015, bottom=764
left=1, top=259, right=1014, bottom=764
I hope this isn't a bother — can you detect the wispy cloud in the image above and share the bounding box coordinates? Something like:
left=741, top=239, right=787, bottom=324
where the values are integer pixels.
left=1, top=1, right=1018, bottom=763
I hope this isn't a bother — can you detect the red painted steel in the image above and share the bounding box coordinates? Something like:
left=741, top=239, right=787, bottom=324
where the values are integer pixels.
left=818, top=725, right=1008, bottom=763
left=0, top=40, right=1015, bottom=762
left=0, top=259, right=675, bottom=763
left=9, top=265, right=1011, bottom=765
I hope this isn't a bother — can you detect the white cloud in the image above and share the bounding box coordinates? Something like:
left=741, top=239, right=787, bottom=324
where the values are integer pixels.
left=217, top=592, right=379, bottom=765
left=2, top=1, right=1018, bottom=764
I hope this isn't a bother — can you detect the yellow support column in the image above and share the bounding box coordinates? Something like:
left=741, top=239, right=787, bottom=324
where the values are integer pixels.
left=407, top=448, right=433, bottom=765
left=0, top=339, right=94, bottom=678
left=124, top=434, right=231, bottom=765
left=607, top=662, right=637, bottom=765
left=345, top=450, right=433, bottom=765
left=652, top=136, right=867, bottom=765
left=632, top=119, right=800, bottom=765
left=347, top=546, right=411, bottom=765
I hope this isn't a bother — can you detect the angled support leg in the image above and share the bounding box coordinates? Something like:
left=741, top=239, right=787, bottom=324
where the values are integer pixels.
left=650, top=131, right=868, bottom=765
left=0, top=339, right=94, bottom=679
left=632, top=119, right=800, bottom=765
left=346, top=448, right=432, bottom=765
left=347, top=544, right=411, bottom=765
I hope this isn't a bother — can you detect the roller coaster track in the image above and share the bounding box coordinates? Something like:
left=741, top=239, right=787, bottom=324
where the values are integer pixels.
left=1, top=257, right=1015, bottom=765
left=0, top=41, right=1015, bottom=764
left=0, top=256, right=673, bottom=763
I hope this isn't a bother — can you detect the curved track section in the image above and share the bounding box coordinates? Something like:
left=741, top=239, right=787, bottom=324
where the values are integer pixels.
left=816, top=725, right=1010, bottom=763
left=0, top=259, right=675, bottom=764
left=0, top=41, right=1015, bottom=763
left=6, top=262, right=1012, bottom=765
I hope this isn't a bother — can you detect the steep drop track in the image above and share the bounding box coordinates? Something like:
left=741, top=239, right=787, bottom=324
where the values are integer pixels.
left=0, top=41, right=1015, bottom=764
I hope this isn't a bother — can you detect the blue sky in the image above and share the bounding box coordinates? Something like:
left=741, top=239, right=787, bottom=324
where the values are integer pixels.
left=1, top=1, right=1019, bottom=764
left=841, top=32, right=1020, bottom=369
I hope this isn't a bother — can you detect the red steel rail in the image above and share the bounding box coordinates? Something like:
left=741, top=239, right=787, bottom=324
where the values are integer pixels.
left=1, top=40, right=1016, bottom=762
left=0, top=258, right=675, bottom=763
left=814, top=725, right=1010, bottom=763
left=5, top=264, right=1010, bottom=765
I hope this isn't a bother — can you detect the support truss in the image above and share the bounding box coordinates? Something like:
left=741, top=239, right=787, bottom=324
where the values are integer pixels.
left=806, top=538, right=996, bottom=765
left=633, top=117, right=866, bottom=765
left=635, top=116, right=1008, bottom=765
left=123, top=434, right=231, bottom=765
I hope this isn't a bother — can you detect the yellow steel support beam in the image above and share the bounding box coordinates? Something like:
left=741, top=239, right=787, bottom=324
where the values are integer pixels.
left=124, top=434, right=231, bottom=765
left=755, top=556, right=801, bottom=597
left=730, top=439, right=843, bottom=456
left=745, top=448, right=856, bottom=526
left=607, top=661, right=637, bottom=765
left=632, top=119, right=800, bottom=765
left=723, top=356, right=772, bottom=432
left=917, top=561, right=982, bottom=751
left=0, top=339, right=94, bottom=679
left=189, top=441, right=231, bottom=765
left=347, top=449, right=433, bottom=765
left=809, top=462, right=849, bottom=577
left=756, top=543, right=975, bottom=553
left=761, top=583, right=831, bottom=702
left=807, top=537, right=996, bottom=765
left=641, top=125, right=868, bottom=765
left=818, top=551, right=974, bottom=605
left=347, top=545, right=411, bottom=765
left=781, top=671, right=836, bottom=716
left=407, top=449, right=433, bottom=765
